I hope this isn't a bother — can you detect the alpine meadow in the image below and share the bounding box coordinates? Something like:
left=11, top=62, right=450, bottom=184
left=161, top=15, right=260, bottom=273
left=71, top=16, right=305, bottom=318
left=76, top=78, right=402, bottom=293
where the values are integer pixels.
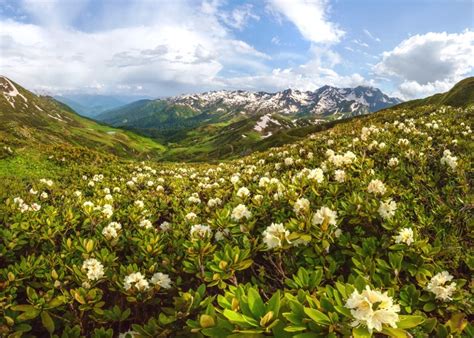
left=0, top=1, right=473, bottom=338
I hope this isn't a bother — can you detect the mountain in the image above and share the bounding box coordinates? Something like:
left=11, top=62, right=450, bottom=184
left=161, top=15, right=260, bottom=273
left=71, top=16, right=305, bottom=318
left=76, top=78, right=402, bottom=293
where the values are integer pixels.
left=98, top=85, right=401, bottom=128
left=95, top=86, right=400, bottom=160
left=0, top=76, right=165, bottom=159
left=390, top=77, right=474, bottom=110
left=55, top=94, right=153, bottom=118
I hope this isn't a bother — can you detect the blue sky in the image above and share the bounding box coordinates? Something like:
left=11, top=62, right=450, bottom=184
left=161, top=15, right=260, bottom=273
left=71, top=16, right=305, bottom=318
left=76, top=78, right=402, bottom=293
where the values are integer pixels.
left=1, top=0, right=473, bottom=99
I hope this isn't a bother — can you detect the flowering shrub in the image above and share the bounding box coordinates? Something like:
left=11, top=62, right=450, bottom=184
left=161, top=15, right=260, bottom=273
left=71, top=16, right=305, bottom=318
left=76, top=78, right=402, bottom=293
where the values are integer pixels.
left=0, top=105, right=473, bottom=337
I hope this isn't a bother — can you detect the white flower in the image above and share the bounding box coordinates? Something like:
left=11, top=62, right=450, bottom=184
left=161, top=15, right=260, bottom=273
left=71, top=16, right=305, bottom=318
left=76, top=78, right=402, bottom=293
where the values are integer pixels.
left=236, top=186, right=250, bottom=198
left=139, top=219, right=153, bottom=229
left=427, top=271, right=456, bottom=301
left=293, top=198, right=310, bottom=215
left=160, top=221, right=171, bottom=231
left=74, top=191, right=82, bottom=197
left=394, top=228, right=414, bottom=246
left=150, top=272, right=172, bottom=289
left=231, top=204, right=252, bottom=221
left=230, top=175, right=240, bottom=184
left=262, top=223, right=291, bottom=249
left=207, top=198, right=222, bottom=208
left=124, top=272, right=149, bottom=292
left=367, top=179, right=387, bottom=195
left=284, top=157, right=294, bottom=166
left=185, top=212, right=198, bottom=221
left=440, top=151, right=458, bottom=170
left=334, top=169, right=346, bottom=183
left=40, top=178, right=54, bottom=187
left=388, top=157, right=399, bottom=167
left=259, top=176, right=270, bottom=187
left=102, top=222, right=122, bottom=239
left=83, top=201, right=94, bottom=210
left=82, top=258, right=105, bottom=281
left=134, top=200, right=144, bottom=208
left=345, top=285, right=400, bottom=332
left=29, top=188, right=38, bottom=195
left=312, top=206, right=338, bottom=227
left=307, top=168, right=324, bottom=183
left=30, top=203, right=41, bottom=211
left=188, top=195, right=201, bottom=204
left=40, top=192, right=48, bottom=199
left=102, top=204, right=113, bottom=218
left=190, top=224, right=212, bottom=239
left=378, top=199, right=397, bottom=220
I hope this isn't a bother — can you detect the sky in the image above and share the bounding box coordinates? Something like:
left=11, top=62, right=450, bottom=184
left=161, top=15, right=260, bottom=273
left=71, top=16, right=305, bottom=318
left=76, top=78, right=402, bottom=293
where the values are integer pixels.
left=0, top=0, right=473, bottom=100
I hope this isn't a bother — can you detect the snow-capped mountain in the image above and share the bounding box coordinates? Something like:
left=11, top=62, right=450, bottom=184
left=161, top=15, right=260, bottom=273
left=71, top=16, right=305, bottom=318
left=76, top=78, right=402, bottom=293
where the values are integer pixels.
left=166, top=85, right=401, bottom=117
left=96, top=85, right=401, bottom=154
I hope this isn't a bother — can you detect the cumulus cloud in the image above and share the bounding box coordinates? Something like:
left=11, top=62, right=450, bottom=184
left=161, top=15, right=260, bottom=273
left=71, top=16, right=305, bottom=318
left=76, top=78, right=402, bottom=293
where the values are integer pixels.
left=267, top=0, right=344, bottom=44
left=375, top=31, right=474, bottom=98
left=0, top=1, right=272, bottom=96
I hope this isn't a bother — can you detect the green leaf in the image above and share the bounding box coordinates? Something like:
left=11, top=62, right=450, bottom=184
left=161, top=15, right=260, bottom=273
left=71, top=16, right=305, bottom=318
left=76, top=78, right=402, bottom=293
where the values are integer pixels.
left=396, top=315, right=425, bottom=329
left=423, top=302, right=436, bottom=312
left=41, top=311, right=55, bottom=334
left=266, top=290, right=280, bottom=317
left=382, top=327, right=410, bottom=337
left=11, top=304, right=35, bottom=312
left=248, top=288, right=266, bottom=318
left=223, top=309, right=259, bottom=327
left=352, top=326, right=371, bottom=338
left=303, top=307, right=331, bottom=326
left=47, top=296, right=64, bottom=309
left=17, top=308, right=41, bottom=321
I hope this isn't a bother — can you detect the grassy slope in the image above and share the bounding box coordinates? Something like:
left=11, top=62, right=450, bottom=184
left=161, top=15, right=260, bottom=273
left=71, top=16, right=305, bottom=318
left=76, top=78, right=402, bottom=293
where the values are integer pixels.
left=0, top=78, right=166, bottom=161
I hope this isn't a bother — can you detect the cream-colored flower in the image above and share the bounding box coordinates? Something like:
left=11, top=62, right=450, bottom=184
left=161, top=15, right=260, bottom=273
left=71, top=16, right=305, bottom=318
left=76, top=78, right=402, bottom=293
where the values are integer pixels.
left=367, top=179, right=386, bottom=195
left=393, top=228, right=414, bottom=246
left=231, top=204, right=251, bottom=221
left=150, top=272, right=172, bottom=289
left=427, top=271, right=456, bottom=301
left=312, top=206, right=337, bottom=227
left=262, top=223, right=291, bottom=249
left=82, top=258, right=105, bottom=281
left=345, top=285, right=400, bottom=332
left=124, top=272, right=149, bottom=292
left=293, top=198, right=310, bottom=215
left=378, top=199, right=397, bottom=220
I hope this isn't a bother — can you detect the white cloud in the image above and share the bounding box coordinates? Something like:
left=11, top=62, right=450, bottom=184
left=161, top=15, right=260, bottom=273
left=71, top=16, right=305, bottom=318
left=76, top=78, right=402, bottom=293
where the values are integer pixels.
left=352, top=39, right=369, bottom=48
left=0, top=1, right=270, bottom=96
left=374, top=31, right=474, bottom=98
left=267, top=0, right=344, bottom=44
left=220, top=4, right=260, bottom=30
left=220, top=48, right=370, bottom=92
left=363, top=29, right=380, bottom=42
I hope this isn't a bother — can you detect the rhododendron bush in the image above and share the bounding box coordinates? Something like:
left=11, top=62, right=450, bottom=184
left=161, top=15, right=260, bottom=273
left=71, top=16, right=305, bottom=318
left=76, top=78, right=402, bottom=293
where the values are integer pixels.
left=1, top=106, right=473, bottom=337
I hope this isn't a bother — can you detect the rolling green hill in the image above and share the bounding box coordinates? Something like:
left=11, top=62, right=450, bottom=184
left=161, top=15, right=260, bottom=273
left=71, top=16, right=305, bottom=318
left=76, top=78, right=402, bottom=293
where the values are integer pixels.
left=0, top=76, right=165, bottom=160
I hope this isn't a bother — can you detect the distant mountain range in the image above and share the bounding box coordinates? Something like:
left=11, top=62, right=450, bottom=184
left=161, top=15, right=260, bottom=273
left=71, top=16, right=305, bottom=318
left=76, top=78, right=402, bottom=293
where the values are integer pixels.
left=55, top=94, right=153, bottom=118
left=92, top=85, right=400, bottom=160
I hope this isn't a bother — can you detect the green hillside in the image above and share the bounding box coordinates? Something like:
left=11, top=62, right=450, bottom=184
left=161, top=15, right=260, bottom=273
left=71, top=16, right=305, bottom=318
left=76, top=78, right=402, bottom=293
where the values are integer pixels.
left=0, top=76, right=165, bottom=162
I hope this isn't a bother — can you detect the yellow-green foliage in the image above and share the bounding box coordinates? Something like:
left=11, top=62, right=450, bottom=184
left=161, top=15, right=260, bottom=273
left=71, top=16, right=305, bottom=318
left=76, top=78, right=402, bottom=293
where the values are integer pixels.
left=0, top=105, right=473, bottom=337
